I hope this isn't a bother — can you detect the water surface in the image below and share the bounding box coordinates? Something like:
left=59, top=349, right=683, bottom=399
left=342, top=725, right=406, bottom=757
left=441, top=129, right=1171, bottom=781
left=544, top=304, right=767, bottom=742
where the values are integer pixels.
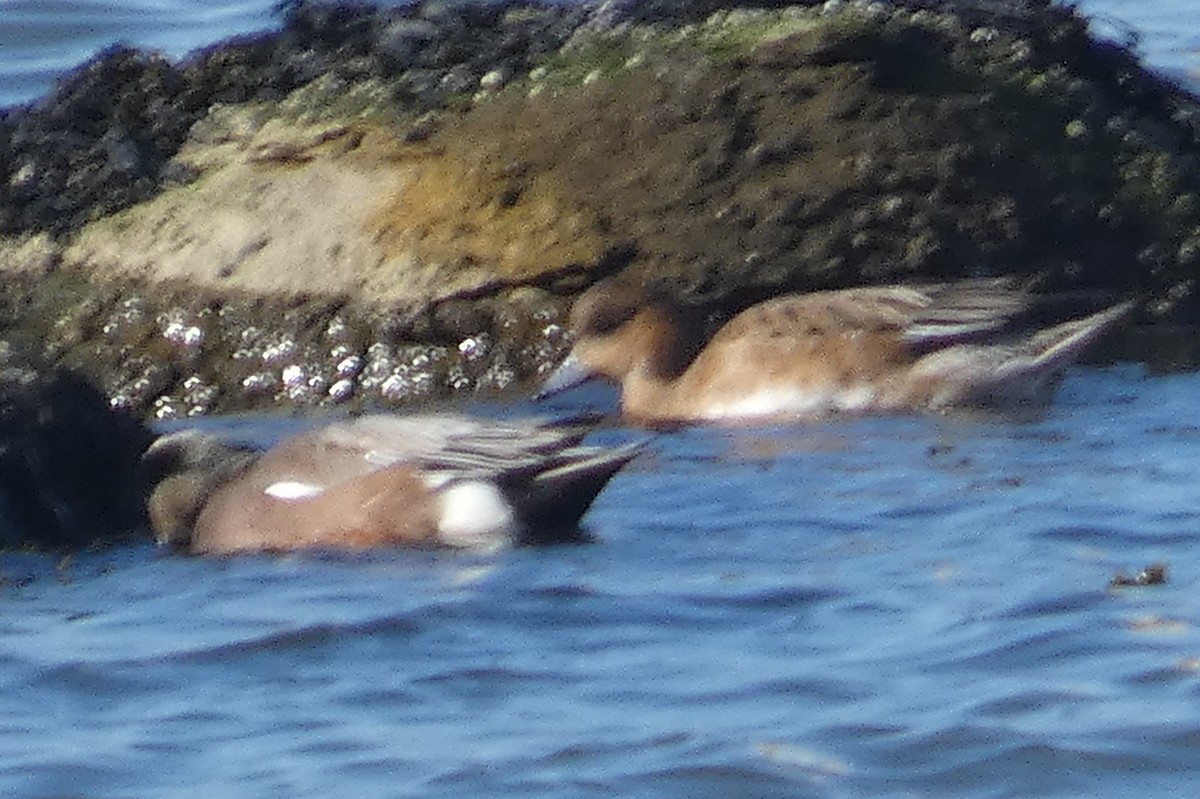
left=4, top=366, right=1200, bottom=797
left=3, top=1, right=1200, bottom=796
left=0, top=0, right=278, bottom=107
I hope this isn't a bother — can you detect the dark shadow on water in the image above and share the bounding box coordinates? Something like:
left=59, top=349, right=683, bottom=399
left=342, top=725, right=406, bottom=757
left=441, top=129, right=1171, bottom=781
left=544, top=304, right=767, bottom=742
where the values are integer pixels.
left=1098, top=325, right=1200, bottom=373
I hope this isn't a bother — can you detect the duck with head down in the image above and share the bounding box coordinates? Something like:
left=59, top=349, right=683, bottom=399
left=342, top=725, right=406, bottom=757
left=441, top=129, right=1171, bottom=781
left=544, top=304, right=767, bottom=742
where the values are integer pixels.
left=539, top=278, right=1134, bottom=425
left=143, top=413, right=642, bottom=555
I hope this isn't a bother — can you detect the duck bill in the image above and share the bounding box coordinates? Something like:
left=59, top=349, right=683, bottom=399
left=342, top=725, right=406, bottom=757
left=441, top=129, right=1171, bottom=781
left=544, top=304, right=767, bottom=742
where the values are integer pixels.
left=536, top=351, right=599, bottom=399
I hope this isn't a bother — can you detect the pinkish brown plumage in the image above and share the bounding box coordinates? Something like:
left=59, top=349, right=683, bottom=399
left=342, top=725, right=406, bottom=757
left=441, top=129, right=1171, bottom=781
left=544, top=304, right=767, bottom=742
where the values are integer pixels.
left=144, top=414, right=642, bottom=555
left=540, top=279, right=1133, bottom=425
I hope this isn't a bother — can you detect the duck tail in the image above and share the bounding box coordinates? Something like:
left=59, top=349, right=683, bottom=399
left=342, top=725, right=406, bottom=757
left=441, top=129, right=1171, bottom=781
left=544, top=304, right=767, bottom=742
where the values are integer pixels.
left=971, top=299, right=1135, bottom=405
left=911, top=298, right=1135, bottom=408
left=1021, top=299, right=1136, bottom=373
left=520, top=440, right=646, bottom=541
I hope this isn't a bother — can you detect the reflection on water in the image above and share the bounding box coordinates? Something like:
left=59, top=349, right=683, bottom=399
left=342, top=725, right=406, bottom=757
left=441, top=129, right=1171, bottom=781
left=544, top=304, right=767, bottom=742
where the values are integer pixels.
left=1113, top=326, right=1200, bottom=373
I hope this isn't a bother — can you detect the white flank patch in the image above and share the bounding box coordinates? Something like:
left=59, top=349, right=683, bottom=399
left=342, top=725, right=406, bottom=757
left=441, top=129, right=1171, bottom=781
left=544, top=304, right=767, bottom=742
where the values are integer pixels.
left=264, top=480, right=325, bottom=501
left=436, top=481, right=517, bottom=551
left=705, top=386, right=878, bottom=420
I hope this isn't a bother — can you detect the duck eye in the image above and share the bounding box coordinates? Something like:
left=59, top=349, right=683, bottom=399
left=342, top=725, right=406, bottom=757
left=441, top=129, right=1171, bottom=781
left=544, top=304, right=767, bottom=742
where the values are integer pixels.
left=589, top=304, right=635, bottom=335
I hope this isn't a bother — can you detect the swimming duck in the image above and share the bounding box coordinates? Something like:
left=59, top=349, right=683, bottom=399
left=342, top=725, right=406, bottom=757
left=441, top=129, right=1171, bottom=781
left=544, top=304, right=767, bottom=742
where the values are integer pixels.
left=539, top=278, right=1134, bottom=424
left=143, top=413, right=642, bottom=555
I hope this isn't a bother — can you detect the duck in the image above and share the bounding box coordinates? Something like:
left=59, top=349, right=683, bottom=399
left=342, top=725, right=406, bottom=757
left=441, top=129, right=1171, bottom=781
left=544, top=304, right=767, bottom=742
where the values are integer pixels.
left=142, top=413, right=642, bottom=555
left=538, top=278, right=1134, bottom=425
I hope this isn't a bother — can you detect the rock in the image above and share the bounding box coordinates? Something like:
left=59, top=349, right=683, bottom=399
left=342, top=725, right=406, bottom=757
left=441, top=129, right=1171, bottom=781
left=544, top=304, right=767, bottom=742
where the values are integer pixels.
left=0, top=347, right=154, bottom=550
left=1, top=0, right=1198, bottom=417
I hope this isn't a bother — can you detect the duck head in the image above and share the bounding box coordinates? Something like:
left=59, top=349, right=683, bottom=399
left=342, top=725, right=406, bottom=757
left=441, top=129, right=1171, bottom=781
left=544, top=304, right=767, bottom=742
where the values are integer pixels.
left=538, top=279, right=704, bottom=399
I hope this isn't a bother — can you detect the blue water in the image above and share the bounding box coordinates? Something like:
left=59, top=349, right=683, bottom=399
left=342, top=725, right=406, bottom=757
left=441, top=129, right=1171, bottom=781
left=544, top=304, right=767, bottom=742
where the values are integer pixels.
left=4, top=366, right=1200, bottom=797
left=4, top=1, right=1200, bottom=797
left=0, top=0, right=277, bottom=108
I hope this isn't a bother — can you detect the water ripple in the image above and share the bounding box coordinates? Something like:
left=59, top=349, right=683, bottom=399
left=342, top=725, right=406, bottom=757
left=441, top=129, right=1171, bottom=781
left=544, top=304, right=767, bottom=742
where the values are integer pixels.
left=2, top=368, right=1200, bottom=796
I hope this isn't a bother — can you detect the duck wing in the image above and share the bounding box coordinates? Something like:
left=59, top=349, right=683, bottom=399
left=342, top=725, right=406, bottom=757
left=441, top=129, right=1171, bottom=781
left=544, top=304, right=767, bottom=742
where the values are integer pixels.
left=714, top=279, right=1033, bottom=350
left=329, top=413, right=631, bottom=481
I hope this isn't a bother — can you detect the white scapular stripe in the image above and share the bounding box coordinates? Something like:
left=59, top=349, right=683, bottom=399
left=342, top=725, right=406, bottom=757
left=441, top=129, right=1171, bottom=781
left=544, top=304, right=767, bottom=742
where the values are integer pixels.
left=264, top=481, right=325, bottom=501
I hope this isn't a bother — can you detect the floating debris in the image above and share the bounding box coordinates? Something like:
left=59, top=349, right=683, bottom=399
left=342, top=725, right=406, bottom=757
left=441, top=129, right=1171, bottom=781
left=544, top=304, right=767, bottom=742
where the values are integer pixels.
left=1110, top=562, right=1168, bottom=588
